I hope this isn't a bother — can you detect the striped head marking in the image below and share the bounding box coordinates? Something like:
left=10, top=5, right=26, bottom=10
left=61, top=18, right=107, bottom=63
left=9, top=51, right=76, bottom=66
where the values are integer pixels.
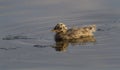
left=52, top=23, right=68, bottom=33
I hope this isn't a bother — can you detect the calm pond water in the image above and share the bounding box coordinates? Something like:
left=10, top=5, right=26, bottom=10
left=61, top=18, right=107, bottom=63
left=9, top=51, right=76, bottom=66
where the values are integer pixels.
left=0, top=0, right=120, bottom=70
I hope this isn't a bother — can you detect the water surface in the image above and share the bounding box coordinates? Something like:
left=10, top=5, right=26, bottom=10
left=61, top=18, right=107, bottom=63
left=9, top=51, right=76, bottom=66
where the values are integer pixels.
left=0, top=0, right=120, bottom=70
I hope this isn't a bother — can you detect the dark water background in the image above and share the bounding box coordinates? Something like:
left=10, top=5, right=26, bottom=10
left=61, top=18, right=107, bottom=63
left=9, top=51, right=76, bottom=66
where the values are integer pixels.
left=0, top=0, right=120, bottom=70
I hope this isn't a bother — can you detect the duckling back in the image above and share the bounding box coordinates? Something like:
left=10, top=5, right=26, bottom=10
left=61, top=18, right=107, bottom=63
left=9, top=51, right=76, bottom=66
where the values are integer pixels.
left=82, top=24, right=96, bottom=33
left=66, top=24, right=96, bottom=38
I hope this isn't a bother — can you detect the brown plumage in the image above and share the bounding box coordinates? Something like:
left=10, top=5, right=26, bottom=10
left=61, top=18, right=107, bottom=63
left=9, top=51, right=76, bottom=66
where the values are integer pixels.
left=52, top=23, right=96, bottom=41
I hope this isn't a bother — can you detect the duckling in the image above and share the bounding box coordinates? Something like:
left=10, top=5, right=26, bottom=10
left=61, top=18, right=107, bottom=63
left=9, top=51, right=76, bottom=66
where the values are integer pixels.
left=52, top=23, right=96, bottom=41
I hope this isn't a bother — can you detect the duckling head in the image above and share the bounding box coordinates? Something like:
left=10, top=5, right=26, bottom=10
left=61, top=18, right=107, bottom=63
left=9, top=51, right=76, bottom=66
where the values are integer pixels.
left=52, top=23, right=68, bottom=33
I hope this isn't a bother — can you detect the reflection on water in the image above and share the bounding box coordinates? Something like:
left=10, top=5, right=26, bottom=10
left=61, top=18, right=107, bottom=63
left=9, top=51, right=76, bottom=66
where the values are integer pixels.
left=53, top=36, right=96, bottom=52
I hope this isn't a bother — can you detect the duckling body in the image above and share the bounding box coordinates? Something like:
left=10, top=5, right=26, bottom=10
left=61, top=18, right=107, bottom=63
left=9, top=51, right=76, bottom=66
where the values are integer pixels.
left=52, top=23, right=96, bottom=41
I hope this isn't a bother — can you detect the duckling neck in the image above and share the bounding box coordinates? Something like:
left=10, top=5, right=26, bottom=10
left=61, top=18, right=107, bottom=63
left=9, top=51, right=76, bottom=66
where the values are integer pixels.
left=55, top=31, right=67, bottom=41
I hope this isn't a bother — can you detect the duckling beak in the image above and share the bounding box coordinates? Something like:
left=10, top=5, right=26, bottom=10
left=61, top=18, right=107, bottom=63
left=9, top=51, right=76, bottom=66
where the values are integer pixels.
left=51, top=29, right=56, bottom=32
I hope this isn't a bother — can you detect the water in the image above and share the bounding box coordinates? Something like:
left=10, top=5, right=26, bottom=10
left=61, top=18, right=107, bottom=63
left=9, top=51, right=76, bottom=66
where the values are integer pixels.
left=0, top=0, right=120, bottom=70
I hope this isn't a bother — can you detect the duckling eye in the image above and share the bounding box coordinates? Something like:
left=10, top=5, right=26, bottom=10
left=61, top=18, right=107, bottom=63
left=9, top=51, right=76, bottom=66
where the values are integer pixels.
left=59, top=28, right=62, bottom=30
left=89, top=27, right=92, bottom=30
